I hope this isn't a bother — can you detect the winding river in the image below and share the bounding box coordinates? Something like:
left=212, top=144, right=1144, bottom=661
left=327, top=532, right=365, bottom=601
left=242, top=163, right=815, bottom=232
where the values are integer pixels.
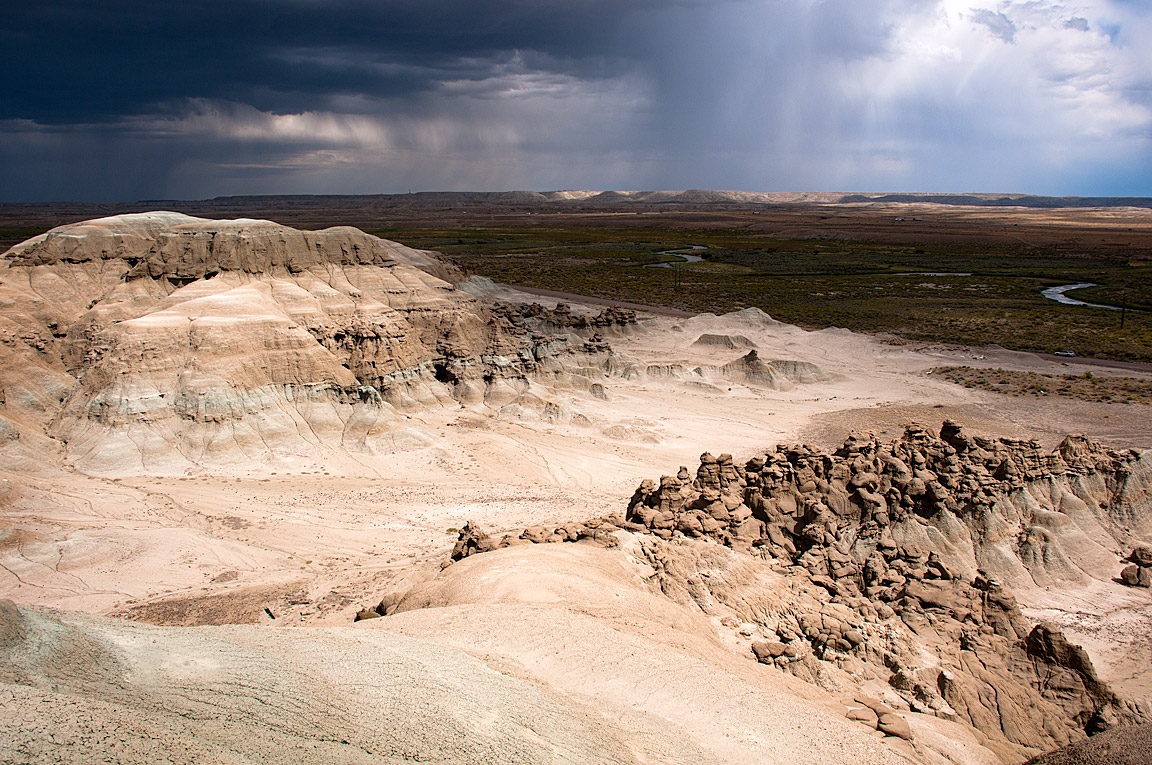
left=646, top=245, right=706, bottom=268
left=645, top=254, right=1124, bottom=315
left=1041, top=283, right=1121, bottom=311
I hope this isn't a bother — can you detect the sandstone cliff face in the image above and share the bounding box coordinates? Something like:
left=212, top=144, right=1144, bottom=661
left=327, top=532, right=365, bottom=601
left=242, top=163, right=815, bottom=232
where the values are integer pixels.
left=0, top=213, right=625, bottom=473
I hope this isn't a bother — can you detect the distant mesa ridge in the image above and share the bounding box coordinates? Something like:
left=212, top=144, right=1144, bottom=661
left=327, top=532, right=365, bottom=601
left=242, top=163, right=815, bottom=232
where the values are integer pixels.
left=834, top=193, right=1152, bottom=208
left=5, top=190, right=1152, bottom=219
left=189, top=190, right=1152, bottom=209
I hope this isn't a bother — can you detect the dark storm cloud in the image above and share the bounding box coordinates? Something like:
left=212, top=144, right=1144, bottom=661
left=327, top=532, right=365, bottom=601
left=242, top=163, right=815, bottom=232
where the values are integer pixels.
left=1, top=0, right=1150, bottom=201
left=0, top=0, right=660, bottom=124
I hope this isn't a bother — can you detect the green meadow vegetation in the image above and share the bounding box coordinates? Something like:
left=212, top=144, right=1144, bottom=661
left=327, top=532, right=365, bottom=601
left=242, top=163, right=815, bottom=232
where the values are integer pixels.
left=371, top=225, right=1152, bottom=362
left=0, top=227, right=51, bottom=252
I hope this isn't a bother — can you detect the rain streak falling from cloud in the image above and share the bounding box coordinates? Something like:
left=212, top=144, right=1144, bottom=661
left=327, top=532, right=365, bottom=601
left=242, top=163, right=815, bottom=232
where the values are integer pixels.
left=1, top=0, right=1150, bottom=200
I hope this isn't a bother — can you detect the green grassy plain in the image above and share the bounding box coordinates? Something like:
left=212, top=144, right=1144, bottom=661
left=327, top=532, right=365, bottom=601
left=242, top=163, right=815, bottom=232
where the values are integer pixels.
left=371, top=225, right=1152, bottom=362
left=0, top=227, right=50, bottom=252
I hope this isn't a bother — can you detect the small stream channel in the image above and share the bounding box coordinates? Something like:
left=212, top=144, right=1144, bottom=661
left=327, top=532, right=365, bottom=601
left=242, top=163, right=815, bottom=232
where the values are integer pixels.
left=646, top=245, right=706, bottom=268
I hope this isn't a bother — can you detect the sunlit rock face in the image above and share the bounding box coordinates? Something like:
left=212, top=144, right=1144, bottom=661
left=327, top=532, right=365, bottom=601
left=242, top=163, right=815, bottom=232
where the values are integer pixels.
left=0, top=213, right=620, bottom=473
left=443, top=421, right=1152, bottom=761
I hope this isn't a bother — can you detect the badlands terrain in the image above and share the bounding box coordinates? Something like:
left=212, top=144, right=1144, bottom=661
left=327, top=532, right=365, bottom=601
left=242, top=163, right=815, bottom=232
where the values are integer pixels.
left=1, top=210, right=1151, bottom=764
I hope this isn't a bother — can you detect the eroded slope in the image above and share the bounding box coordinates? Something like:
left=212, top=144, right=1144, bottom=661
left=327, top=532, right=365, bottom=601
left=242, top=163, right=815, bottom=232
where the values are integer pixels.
left=0, top=214, right=634, bottom=473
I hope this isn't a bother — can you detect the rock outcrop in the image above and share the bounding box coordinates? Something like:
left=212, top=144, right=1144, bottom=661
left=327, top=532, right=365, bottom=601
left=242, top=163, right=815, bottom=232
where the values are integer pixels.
left=603, top=348, right=834, bottom=390
left=0, top=214, right=631, bottom=472
left=1, top=214, right=831, bottom=473
left=692, top=333, right=757, bottom=349
left=1119, top=546, right=1152, bottom=588
left=4, top=213, right=465, bottom=283
left=440, top=423, right=1152, bottom=762
left=494, top=301, right=638, bottom=335
left=624, top=422, right=1148, bottom=589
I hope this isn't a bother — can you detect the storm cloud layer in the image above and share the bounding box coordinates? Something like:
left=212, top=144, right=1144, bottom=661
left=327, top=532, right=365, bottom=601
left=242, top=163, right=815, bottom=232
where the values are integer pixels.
left=2, top=0, right=1150, bottom=201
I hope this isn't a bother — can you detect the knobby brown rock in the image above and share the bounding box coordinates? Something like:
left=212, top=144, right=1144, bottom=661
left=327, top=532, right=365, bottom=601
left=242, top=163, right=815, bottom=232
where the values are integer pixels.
left=433, top=422, right=1151, bottom=762
left=1119, top=547, right=1152, bottom=588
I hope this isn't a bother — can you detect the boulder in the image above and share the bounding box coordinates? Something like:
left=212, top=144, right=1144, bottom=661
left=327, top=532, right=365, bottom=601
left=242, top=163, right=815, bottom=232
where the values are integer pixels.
left=877, top=713, right=913, bottom=740
left=847, top=707, right=879, bottom=729
left=521, top=526, right=551, bottom=543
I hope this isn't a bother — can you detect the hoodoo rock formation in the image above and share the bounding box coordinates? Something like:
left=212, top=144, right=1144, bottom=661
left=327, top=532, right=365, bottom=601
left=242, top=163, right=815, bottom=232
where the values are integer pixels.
left=441, top=422, right=1152, bottom=762
left=622, top=422, right=1149, bottom=584
left=1120, top=546, right=1152, bottom=588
